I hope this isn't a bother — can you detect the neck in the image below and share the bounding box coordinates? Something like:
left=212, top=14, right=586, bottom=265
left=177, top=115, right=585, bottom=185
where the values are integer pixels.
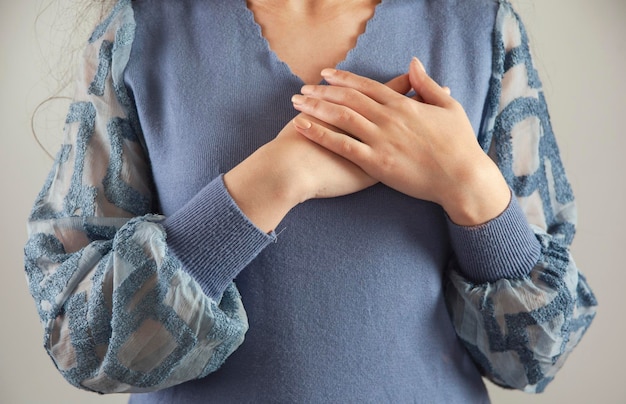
left=248, top=0, right=378, bottom=16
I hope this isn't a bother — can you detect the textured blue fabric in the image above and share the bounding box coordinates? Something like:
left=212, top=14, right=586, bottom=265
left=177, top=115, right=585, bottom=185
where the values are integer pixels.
left=24, top=0, right=596, bottom=401
left=124, top=0, right=519, bottom=402
left=444, top=2, right=597, bottom=393
left=26, top=1, right=255, bottom=394
left=125, top=0, right=498, bottom=402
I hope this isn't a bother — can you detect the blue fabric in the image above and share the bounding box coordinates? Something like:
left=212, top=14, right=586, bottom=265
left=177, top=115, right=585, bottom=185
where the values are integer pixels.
left=23, top=0, right=596, bottom=401
left=26, top=2, right=254, bottom=393
left=123, top=0, right=503, bottom=402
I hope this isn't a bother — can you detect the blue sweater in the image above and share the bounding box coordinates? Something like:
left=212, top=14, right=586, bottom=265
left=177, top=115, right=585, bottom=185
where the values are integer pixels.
left=24, top=0, right=597, bottom=402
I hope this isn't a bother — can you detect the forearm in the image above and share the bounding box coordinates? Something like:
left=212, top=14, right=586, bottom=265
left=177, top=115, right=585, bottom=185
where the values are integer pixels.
left=444, top=0, right=597, bottom=393
left=438, top=150, right=512, bottom=226
left=223, top=114, right=376, bottom=233
left=224, top=142, right=302, bottom=233
left=163, top=176, right=277, bottom=299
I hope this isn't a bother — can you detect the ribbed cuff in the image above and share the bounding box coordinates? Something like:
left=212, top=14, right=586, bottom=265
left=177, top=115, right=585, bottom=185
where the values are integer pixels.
left=446, top=194, right=541, bottom=283
left=163, top=175, right=276, bottom=300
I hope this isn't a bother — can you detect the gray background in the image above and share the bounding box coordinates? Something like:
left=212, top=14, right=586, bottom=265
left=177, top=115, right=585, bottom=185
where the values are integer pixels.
left=1, top=1, right=623, bottom=402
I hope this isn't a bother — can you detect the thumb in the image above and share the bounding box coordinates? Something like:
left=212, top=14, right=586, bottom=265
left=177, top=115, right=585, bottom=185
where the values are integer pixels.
left=409, top=57, right=452, bottom=107
left=384, top=73, right=411, bottom=95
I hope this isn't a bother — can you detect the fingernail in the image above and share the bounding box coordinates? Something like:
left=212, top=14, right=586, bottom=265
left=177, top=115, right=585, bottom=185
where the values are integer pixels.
left=412, top=57, right=426, bottom=72
left=320, top=68, right=336, bottom=78
left=293, top=116, right=312, bottom=129
left=291, top=94, right=305, bottom=105
left=301, top=85, right=314, bottom=95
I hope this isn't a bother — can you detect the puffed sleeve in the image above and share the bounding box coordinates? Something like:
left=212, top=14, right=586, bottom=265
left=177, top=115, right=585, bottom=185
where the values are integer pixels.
left=24, top=0, right=272, bottom=393
left=443, top=0, right=597, bottom=393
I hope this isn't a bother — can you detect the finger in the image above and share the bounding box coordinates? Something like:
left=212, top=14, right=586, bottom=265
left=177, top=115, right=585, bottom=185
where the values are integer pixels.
left=407, top=90, right=425, bottom=103
left=292, top=116, right=371, bottom=167
left=384, top=73, right=411, bottom=96
left=409, top=86, right=447, bottom=102
left=321, top=68, right=405, bottom=105
left=291, top=94, right=377, bottom=141
left=409, top=57, right=454, bottom=107
left=300, top=84, right=387, bottom=123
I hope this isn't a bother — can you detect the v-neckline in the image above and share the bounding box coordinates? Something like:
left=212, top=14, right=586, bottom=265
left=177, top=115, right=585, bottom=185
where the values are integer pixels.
left=237, top=0, right=385, bottom=85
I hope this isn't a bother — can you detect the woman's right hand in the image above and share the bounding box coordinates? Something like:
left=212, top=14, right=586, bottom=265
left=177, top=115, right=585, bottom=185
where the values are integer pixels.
left=223, top=114, right=376, bottom=233
left=223, top=72, right=413, bottom=232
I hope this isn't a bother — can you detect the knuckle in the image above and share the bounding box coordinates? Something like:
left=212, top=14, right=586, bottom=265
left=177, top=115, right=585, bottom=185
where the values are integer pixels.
left=378, top=152, right=396, bottom=172
left=304, top=97, right=324, bottom=112
left=392, top=97, right=412, bottom=112
left=357, top=76, right=375, bottom=92
left=337, top=88, right=354, bottom=104
left=335, top=69, right=351, bottom=81
left=315, top=85, right=330, bottom=98
left=308, top=97, right=321, bottom=109
left=339, top=138, right=354, bottom=155
left=336, top=107, right=355, bottom=125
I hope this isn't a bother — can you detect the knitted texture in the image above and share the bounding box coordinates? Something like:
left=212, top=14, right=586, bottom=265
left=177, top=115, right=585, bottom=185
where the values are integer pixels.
left=25, top=0, right=596, bottom=400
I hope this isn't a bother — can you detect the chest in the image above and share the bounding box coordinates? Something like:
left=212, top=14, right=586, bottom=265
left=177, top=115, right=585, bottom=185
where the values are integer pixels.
left=246, top=1, right=381, bottom=84
left=126, top=0, right=496, bottom=215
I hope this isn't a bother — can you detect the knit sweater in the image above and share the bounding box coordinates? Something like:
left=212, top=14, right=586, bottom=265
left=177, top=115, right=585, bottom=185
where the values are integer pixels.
left=24, top=0, right=597, bottom=402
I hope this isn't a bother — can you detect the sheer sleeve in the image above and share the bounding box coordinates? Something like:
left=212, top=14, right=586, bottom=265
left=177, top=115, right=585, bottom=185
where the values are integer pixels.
left=24, top=0, right=251, bottom=393
left=444, top=0, right=597, bottom=393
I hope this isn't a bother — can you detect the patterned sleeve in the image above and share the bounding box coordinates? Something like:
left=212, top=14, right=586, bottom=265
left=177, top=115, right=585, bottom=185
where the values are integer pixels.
left=24, top=0, right=251, bottom=393
left=443, top=1, right=597, bottom=393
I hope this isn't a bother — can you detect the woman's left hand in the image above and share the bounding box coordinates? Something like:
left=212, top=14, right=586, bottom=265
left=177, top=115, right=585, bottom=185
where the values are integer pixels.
left=291, top=57, right=511, bottom=226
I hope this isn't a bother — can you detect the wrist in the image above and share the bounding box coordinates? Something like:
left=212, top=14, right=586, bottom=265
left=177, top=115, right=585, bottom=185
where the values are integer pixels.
left=441, top=157, right=511, bottom=226
left=224, top=145, right=302, bottom=233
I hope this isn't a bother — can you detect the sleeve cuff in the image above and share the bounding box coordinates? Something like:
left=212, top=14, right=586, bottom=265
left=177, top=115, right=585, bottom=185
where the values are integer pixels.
left=446, top=192, right=541, bottom=283
left=163, top=175, right=276, bottom=300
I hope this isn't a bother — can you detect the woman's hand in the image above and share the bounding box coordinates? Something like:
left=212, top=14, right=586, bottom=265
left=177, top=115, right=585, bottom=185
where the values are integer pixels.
left=272, top=114, right=378, bottom=201
left=290, top=57, right=511, bottom=226
left=224, top=114, right=376, bottom=233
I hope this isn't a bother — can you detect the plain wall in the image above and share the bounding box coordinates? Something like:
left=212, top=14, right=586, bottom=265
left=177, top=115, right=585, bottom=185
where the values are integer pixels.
left=1, top=1, right=623, bottom=403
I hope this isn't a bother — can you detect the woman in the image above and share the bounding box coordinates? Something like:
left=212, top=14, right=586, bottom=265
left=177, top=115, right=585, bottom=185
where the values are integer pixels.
left=25, top=0, right=597, bottom=402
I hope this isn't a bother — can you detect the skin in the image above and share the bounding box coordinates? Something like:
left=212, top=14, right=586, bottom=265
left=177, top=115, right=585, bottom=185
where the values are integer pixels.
left=224, top=0, right=511, bottom=232
left=244, top=0, right=382, bottom=84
